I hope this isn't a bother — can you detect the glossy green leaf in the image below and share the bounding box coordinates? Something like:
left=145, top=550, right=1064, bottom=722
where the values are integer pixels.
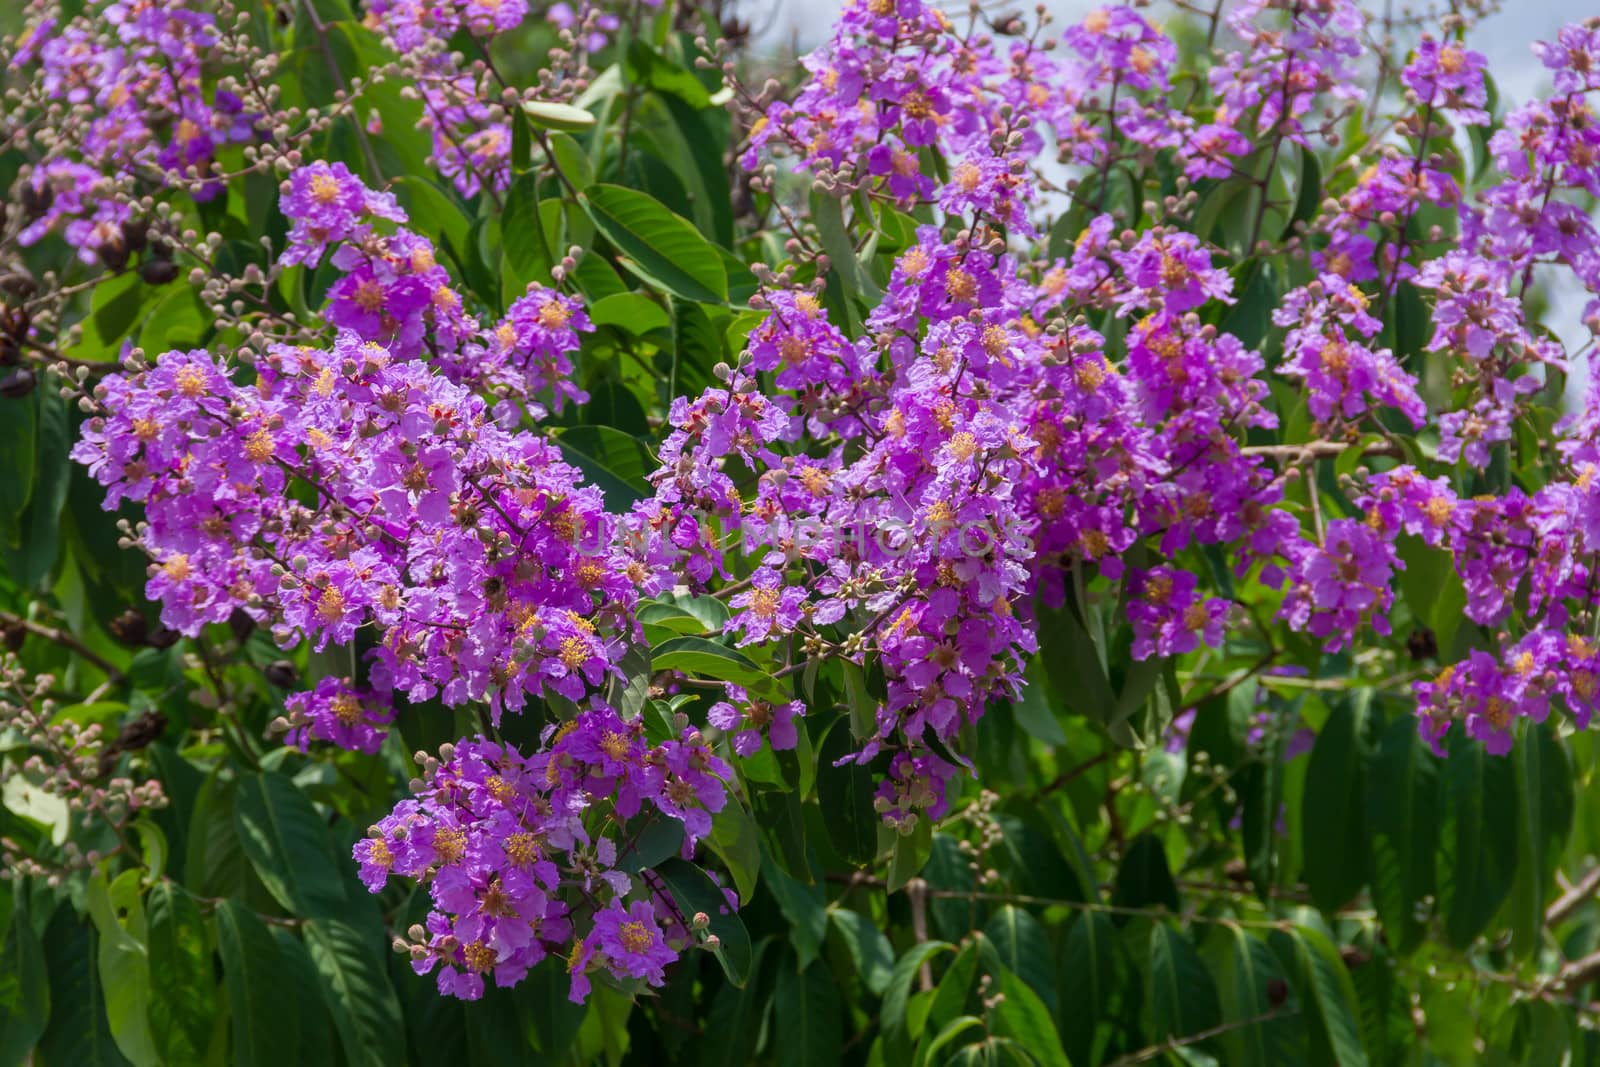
left=989, top=963, right=1070, bottom=1067
left=762, top=854, right=827, bottom=971
left=1112, top=832, right=1180, bottom=916
left=882, top=940, right=955, bottom=1065
left=37, top=913, right=124, bottom=1067
left=552, top=424, right=652, bottom=506
left=1147, top=923, right=1222, bottom=1045
left=234, top=771, right=349, bottom=919
left=580, top=184, right=728, bottom=303
left=1365, top=715, right=1439, bottom=955
left=983, top=907, right=1057, bottom=1014
left=1438, top=728, right=1519, bottom=948
left=650, top=635, right=772, bottom=692
left=145, top=884, right=214, bottom=1067
left=303, top=919, right=406, bottom=1067
left=1302, top=700, right=1368, bottom=914
left=85, top=872, right=158, bottom=1067
left=775, top=958, right=841, bottom=1067
left=0, top=901, right=49, bottom=1067
left=654, top=858, right=753, bottom=986
left=1272, top=927, right=1368, bottom=1067
left=215, top=900, right=298, bottom=1067
left=828, top=908, right=895, bottom=996
left=1509, top=721, right=1575, bottom=957
left=521, top=99, right=597, bottom=132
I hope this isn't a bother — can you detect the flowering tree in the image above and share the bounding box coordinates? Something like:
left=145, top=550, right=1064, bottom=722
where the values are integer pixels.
left=3, top=0, right=1600, bottom=1062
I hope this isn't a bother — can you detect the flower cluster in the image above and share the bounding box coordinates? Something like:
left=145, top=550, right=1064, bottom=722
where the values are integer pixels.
left=6, top=0, right=257, bottom=262
left=277, top=162, right=592, bottom=412
left=74, top=330, right=633, bottom=720
left=359, top=717, right=731, bottom=1002
left=282, top=677, right=395, bottom=755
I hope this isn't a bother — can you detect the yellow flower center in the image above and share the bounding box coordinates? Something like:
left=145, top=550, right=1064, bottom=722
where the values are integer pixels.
left=600, top=730, right=631, bottom=760
left=945, top=268, right=977, bottom=303
left=461, top=941, right=496, bottom=973
left=505, top=832, right=540, bottom=866
left=244, top=428, right=275, bottom=463
left=899, top=248, right=930, bottom=277
left=330, top=694, right=364, bottom=725
left=174, top=365, right=207, bottom=398
left=559, top=636, right=588, bottom=669
left=317, top=585, right=347, bottom=623
left=618, top=921, right=654, bottom=955
left=750, top=587, right=781, bottom=618
left=433, top=827, right=467, bottom=864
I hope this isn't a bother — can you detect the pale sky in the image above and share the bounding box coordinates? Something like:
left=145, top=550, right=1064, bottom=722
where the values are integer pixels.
left=752, top=0, right=1599, bottom=373
left=754, top=0, right=1587, bottom=104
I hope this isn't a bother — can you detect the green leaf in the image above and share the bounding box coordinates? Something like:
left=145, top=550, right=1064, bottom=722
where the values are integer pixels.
left=1281, top=145, right=1322, bottom=241
left=651, top=636, right=773, bottom=693
left=545, top=131, right=595, bottom=192
left=1302, top=699, right=1368, bottom=914
left=653, top=858, right=753, bottom=986
left=275, top=930, right=338, bottom=1064
left=1, top=389, right=71, bottom=586
left=917, top=1016, right=985, bottom=1067
left=828, top=908, right=895, bottom=996
left=302, top=919, right=407, bottom=1067
left=812, top=192, right=877, bottom=323
left=615, top=817, right=685, bottom=873
left=624, top=40, right=712, bottom=108
left=1364, top=715, right=1440, bottom=955
left=1394, top=537, right=1467, bottom=657
left=989, top=963, right=1070, bottom=1067
left=1509, top=721, right=1575, bottom=957
left=521, top=99, right=597, bottom=132
left=1112, top=832, right=1180, bottom=916
left=233, top=770, right=350, bottom=918
left=552, top=425, right=652, bottom=506
left=1217, top=926, right=1305, bottom=1067
left=502, top=171, right=561, bottom=289
left=587, top=292, right=670, bottom=335
left=580, top=184, right=728, bottom=303
left=0, top=900, right=49, bottom=1067
left=762, top=854, right=828, bottom=971
left=37, top=911, right=126, bottom=1067
left=215, top=900, right=298, bottom=1067
left=85, top=872, right=158, bottom=1067
left=0, top=394, right=37, bottom=544
left=882, top=941, right=955, bottom=1065
left=1011, top=658, right=1068, bottom=745
left=1059, top=912, right=1118, bottom=1066
left=1147, top=923, right=1222, bottom=1044
left=708, top=801, right=762, bottom=904
left=886, top=816, right=934, bottom=894
left=145, top=884, right=214, bottom=1067
left=753, top=787, right=810, bottom=880
left=815, top=720, right=878, bottom=866
left=1272, top=927, right=1368, bottom=1067
left=774, top=959, right=842, bottom=1067
left=983, top=907, right=1057, bottom=1014
left=1437, top=727, right=1519, bottom=948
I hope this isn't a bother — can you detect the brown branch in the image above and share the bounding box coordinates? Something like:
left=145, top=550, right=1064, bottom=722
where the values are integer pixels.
left=1240, top=441, right=1402, bottom=461
left=1548, top=865, right=1600, bottom=930
left=0, top=611, right=124, bottom=682
left=1106, top=1007, right=1300, bottom=1066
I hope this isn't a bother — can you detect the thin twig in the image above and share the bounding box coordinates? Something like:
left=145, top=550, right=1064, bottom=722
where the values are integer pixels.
left=0, top=611, right=124, bottom=682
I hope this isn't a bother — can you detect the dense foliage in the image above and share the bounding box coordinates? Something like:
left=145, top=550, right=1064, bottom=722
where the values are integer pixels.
left=4, top=0, right=1600, bottom=1063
